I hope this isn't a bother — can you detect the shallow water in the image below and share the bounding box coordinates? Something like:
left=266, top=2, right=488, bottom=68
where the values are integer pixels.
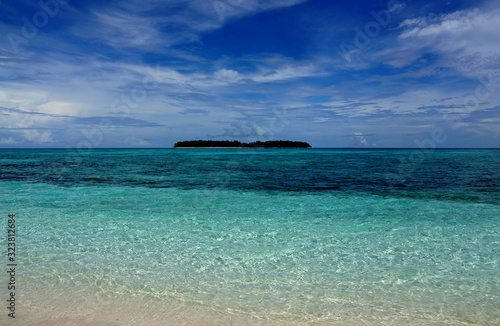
left=1, top=149, right=499, bottom=325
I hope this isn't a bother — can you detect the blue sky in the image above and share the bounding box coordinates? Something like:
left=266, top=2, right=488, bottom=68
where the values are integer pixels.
left=0, top=0, right=499, bottom=148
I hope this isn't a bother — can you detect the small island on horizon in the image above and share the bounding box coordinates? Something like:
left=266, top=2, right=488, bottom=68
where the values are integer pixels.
left=174, top=140, right=312, bottom=148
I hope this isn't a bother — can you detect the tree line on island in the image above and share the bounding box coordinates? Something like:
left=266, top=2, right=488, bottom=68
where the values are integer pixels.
left=174, top=140, right=312, bottom=148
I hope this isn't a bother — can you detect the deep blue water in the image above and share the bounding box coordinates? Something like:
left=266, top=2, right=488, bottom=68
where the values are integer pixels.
left=1, top=148, right=499, bottom=203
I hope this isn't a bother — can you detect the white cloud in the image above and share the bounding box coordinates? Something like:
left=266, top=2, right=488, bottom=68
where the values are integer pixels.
left=398, top=9, right=479, bottom=39
left=69, top=10, right=165, bottom=49
left=0, top=137, right=17, bottom=145
left=23, top=130, right=54, bottom=143
left=353, top=132, right=368, bottom=146
left=124, top=136, right=151, bottom=147
left=121, top=61, right=323, bottom=88
left=251, top=65, right=322, bottom=83
left=72, top=0, right=307, bottom=50
left=0, top=89, right=48, bottom=109
left=200, top=0, right=307, bottom=23
left=37, top=101, right=86, bottom=116
left=247, top=122, right=269, bottom=137
left=398, top=18, right=420, bottom=29
left=214, top=68, right=239, bottom=81
left=397, top=7, right=500, bottom=77
left=96, top=11, right=160, bottom=46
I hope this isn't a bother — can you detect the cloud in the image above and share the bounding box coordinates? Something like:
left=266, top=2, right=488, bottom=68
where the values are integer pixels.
left=71, top=0, right=307, bottom=51
left=208, top=121, right=272, bottom=140
left=72, top=117, right=164, bottom=127
left=214, top=68, right=239, bottom=81
left=120, top=61, right=324, bottom=90
left=396, top=7, right=500, bottom=77
left=0, top=88, right=48, bottom=110
left=93, top=11, right=161, bottom=47
left=37, top=101, right=87, bottom=116
left=180, top=108, right=209, bottom=115
left=398, top=9, right=479, bottom=39
left=251, top=64, right=322, bottom=83
left=23, top=130, right=54, bottom=143
left=72, top=8, right=180, bottom=50
left=0, top=107, right=63, bottom=117
left=350, top=132, right=379, bottom=147
left=124, top=136, right=151, bottom=147
left=353, top=132, right=368, bottom=146
left=312, top=117, right=330, bottom=123
left=203, top=0, right=307, bottom=23
left=0, top=137, right=17, bottom=145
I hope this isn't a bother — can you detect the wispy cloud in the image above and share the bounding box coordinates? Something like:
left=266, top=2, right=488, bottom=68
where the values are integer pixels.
left=90, top=10, right=162, bottom=47
left=72, top=116, right=165, bottom=127
left=0, top=137, right=17, bottom=145
left=396, top=7, right=500, bottom=77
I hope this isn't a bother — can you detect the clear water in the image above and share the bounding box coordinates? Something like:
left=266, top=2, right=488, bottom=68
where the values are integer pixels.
left=1, top=149, right=499, bottom=325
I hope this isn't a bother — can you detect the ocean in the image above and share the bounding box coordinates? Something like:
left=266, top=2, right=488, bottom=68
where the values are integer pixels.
left=1, top=148, right=499, bottom=325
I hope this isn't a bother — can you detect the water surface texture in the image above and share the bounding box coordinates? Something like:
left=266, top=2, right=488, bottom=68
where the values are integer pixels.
left=1, top=149, right=499, bottom=325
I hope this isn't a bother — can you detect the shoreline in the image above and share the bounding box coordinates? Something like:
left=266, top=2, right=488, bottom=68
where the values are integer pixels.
left=6, top=296, right=491, bottom=326
left=5, top=292, right=487, bottom=326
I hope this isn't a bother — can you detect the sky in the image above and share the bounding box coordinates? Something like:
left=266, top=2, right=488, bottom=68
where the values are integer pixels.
left=0, top=0, right=499, bottom=148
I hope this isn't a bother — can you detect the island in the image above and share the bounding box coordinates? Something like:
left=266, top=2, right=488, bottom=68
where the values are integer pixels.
left=174, top=140, right=312, bottom=148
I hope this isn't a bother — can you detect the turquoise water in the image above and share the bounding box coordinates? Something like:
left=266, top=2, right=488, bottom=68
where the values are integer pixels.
left=1, top=149, right=499, bottom=325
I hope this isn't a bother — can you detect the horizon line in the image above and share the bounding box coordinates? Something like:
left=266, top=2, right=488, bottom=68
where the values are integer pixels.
left=1, top=147, right=500, bottom=150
